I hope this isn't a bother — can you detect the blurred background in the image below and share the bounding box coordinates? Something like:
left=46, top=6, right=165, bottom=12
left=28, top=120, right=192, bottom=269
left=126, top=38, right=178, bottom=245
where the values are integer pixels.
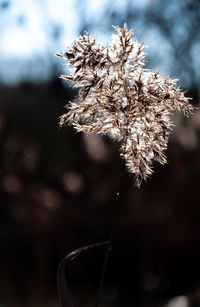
left=0, top=0, right=200, bottom=306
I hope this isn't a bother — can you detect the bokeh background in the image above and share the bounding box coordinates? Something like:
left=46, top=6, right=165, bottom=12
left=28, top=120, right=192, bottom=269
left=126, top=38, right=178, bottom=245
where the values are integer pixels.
left=0, top=0, right=200, bottom=306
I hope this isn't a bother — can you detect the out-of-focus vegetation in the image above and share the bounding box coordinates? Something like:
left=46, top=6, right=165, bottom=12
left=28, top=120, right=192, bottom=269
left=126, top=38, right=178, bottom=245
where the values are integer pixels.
left=0, top=1, right=200, bottom=307
left=1, top=0, right=200, bottom=88
left=0, top=81, right=200, bottom=307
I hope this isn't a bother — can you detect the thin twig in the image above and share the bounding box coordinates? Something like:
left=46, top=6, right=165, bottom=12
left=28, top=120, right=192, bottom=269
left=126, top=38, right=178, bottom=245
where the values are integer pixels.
left=94, top=148, right=127, bottom=307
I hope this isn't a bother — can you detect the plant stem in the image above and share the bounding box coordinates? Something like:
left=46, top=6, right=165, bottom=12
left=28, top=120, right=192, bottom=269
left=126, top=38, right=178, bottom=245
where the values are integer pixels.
left=94, top=159, right=126, bottom=307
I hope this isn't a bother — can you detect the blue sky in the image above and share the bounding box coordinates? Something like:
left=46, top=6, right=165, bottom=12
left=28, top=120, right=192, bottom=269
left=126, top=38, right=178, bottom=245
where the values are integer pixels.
left=0, top=0, right=199, bottom=87
left=1, top=0, right=78, bottom=55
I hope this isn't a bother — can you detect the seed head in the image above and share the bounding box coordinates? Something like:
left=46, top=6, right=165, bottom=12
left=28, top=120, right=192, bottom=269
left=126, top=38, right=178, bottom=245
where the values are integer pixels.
left=57, top=24, right=193, bottom=188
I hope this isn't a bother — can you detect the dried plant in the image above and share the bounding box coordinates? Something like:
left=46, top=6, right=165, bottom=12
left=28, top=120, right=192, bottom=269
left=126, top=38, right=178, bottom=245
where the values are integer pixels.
left=56, top=24, right=193, bottom=188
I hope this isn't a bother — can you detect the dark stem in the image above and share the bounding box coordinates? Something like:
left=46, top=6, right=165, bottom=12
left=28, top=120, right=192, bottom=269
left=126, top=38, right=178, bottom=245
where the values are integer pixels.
left=94, top=155, right=126, bottom=307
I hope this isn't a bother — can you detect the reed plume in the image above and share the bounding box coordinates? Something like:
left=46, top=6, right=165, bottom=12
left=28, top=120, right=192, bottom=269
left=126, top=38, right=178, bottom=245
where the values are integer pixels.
left=57, top=24, right=193, bottom=188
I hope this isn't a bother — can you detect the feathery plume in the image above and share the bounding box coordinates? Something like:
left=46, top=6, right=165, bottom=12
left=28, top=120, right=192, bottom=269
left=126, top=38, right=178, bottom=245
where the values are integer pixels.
left=57, top=24, right=193, bottom=188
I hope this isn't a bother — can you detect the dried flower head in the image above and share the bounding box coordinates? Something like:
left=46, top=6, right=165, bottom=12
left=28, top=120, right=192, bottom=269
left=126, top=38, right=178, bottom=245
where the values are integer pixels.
left=57, top=24, right=193, bottom=188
